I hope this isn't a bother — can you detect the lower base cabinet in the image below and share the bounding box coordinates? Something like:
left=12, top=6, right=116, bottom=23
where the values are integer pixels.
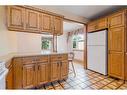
left=37, top=62, right=49, bottom=85
left=6, top=64, right=13, bottom=89
left=23, top=64, right=36, bottom=89
left=12, top=54, right=68, bottom=89
left=108, top=52, right=124, bottom=79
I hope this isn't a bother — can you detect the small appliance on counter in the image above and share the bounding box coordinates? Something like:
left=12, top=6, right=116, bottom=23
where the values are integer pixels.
left=0, top=61, right=8, bottom=89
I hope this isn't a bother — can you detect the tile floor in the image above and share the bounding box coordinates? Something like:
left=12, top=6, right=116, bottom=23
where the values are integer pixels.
left=39, top=62, right=127, bottom=90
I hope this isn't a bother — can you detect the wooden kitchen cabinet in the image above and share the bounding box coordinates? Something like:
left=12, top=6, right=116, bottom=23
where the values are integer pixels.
left=108, top=52, right=124, bottom=79
left=96, top=17, right=108, bottom=30
left=108, top=11, right=125, bottom=28
left=40, top=13, right=53, bottom=33
left=23, top=64, right=36, bottom=89
left=25, top=9, right=40, bottom=32
left=60, top=61, right=69, bottom=79
left=37, top=62, right=49, bottom=85
left=108, top=27, right=125, bottom=52
left=13, top=54, right=68, bottom=89
left=6, top=64, right=13, bottom=89
left=50, top=61, right=60, bottom=81
left=54, top=16, right=63, bottom=35
left=87, top=21, right=96, bottom=32
left=7, top=6, right=63, bottom=35
left=50, top=54, right=68, bottom=81
left=7, top=6, right=25, bottom=30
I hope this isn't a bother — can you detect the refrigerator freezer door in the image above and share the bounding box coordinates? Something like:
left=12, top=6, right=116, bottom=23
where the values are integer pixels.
left=87, top=30, right=107, bottom=46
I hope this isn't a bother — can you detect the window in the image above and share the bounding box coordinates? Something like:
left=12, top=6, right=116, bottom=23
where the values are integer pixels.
left=73, top=34, right=84, bottom=50
left=41, top=38, right=53, bottom=51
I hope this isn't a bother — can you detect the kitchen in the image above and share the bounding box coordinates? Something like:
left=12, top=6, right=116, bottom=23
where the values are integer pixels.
left=0, top=5, right=127, bottom=90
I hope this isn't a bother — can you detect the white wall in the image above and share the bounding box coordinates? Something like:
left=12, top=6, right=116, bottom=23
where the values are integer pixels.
left=57, top=31, right=68, bottom=52
left=16, top=32, right=42, bottom=53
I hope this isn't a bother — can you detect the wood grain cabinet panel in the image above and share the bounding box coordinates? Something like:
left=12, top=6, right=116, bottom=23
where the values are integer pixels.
left=54, top=16, right=63, bottom=35
left=6, top=65, right=13, bottom=89
left=108, top=52, right=124, bottom=79
left=96, top=17, right=108, bottom=30
left=50, top=62, right=60, bottom=81
left=25, top=9, right=40, bottom=32
left=108, top=11, right=125, bottom=28
left=40, top=13, right=52, bottom=33
left=60, top=61, right=69, bottom=79
left=37, top=62, right=49, bottom=85
left=108, top=27, right=124, bottom=52
left=87, top=21, right=96, bottom=32
left=23, top=64, right=36, bottom=89
left=7, top=6, right=25, bottom=30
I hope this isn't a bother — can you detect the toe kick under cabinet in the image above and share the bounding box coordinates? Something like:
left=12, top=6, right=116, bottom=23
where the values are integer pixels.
left=12, top=54, right=68, bottom=89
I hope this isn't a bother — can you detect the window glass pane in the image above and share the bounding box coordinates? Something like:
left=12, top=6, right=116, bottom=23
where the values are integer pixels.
left=72, top=34, right=84, bottom=50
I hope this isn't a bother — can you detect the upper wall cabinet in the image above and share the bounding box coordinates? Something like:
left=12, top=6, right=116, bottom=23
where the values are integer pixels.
left=25, top=9, right=40, bottom=32
left=40, top=13, right=53, bottom=33
left=7, top=6, right=63, bottom=35
left=108, top=11, right=125, bottom=28
left=54, top=16, right=63, bottom=35
left=7, top=6, right=25, bottom=30
left=96, top=17, right=108, bottom=30
left=87, top=17, right=108, bottom=32
left=87, top=21, right=96, bottom=32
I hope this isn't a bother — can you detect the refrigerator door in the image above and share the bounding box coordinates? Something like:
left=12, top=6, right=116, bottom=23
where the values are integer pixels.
left=87, top=30, right=107, bottom=46
left=87, top=46, right=107, bottom=75
left=87, top=30, right=107, bottom=75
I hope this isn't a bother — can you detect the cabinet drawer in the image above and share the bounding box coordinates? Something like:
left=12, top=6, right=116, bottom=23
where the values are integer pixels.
left=36, top=56, right=49, bottom=63
left=22, top=57, right=36, bottom=64
left=50, top=54, right=68, bottom=61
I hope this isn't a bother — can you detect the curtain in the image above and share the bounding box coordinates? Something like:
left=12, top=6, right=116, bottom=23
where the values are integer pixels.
left=67, top=28, right=84, bottom=42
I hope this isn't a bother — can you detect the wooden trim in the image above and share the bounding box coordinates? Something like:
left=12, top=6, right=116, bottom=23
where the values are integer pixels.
left=84, top=25, right=87, bottom=69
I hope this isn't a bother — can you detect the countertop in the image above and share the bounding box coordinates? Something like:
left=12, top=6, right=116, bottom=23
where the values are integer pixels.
left=0, top=51, right=68, bottom=68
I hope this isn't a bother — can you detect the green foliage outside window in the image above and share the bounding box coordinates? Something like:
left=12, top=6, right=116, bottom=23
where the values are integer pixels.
left=42, top=40, right=50, bottom=50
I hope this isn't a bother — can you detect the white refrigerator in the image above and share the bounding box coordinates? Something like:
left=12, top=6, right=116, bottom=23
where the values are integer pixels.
left=87, top=30, right=107, bottom=75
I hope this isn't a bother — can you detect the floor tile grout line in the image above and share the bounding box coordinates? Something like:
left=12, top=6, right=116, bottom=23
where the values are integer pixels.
left=116, top=81, right=125, bottom=90
left=85, top=76, right=113, bottom=89
left=98, top=79, right=116, bottom=89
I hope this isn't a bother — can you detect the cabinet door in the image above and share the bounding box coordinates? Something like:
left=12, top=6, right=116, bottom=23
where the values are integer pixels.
left=108, top=27, right=124, bottom=52
left=25, top=9, right=40, bottom=32
left=6, top=66, right=13, bottom=89
left=40, top=13, right=52, bottom=33
left=54, top=16, right=63, bottom=35
left=108, top=52, right=124, bottom=79
left=87, top=21, right=96, bottom=32
left=108, top=11, right=125, bottom=28
left=37, top=63, right=49, bottom=85
left=51, top=62, right=60, bottom=81
left=23, top=64, right=36, bottom=89
left=96, top=17, right=108, bottom=30
left=7, top=6, right=25, bottom=30
left=60, top=61, right=69, bottom=79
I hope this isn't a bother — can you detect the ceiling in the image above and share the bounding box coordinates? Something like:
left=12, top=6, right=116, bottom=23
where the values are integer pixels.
left=34, top=5, right=124, bottom=19
left=63, top=21, right=84, bottom=32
